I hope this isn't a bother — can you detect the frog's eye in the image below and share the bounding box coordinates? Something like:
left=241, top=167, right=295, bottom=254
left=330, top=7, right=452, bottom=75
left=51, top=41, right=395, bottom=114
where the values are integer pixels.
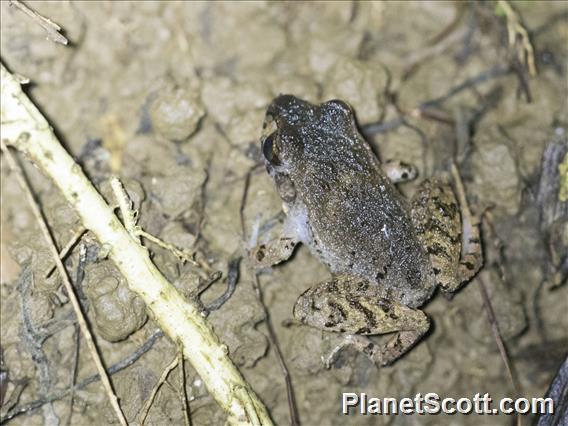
left=262, top=132, right=280, bottom=165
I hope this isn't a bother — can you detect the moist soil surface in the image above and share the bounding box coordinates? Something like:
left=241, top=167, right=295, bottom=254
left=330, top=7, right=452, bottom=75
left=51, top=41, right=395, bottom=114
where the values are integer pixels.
left=1, top=2, right=567, bottom=425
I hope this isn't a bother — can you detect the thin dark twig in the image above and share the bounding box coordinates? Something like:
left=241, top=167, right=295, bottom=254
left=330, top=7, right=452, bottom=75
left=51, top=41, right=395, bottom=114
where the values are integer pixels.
left=9, top=0, right=68, bottom=45
left=362, top=65, right=512, bottom=137
left=17, top=267, right=59, bottom=424
left=196, top=271, right=223, bottom=296
left=240, top=166, right=300, bottom=426
left=239, top=164, right=262, bottom=241
left=451, top=107, right=520, bottom=425
left=0, top=142, right=127, bottom=425
left=66, top=244, right=89, bottom=426
left=477, top=276, right=522, bottom=425
left=179, top=355, right=191, bottom=426
left=454, top=6, right=478, bottom=64
left=361, top=117, right=405, bottom=136
left=420, top=65, right=511, bottom=109
left=74, top=243, right=99, bottom=303
left=189, top=155, right=213, bottom=250
left=533, top=10, right=568, bottom=37
left=1, top=330, right=163, bottom=424
left=0, top=349, right=7, bottom=408
left=511, top=57, right=532, bottom=103
left=402, top=4, right=468, bottom=81
left=0, top=380, right=27, bottom=419
left=44, top=227, right=87, bottom=279
left=252, top=274, right=299, bottom=426
left=205, top=256, right=241, bottom=312
left=139, top=352, right=180, bottom=425
left=66, top=325, right=80, bottom=426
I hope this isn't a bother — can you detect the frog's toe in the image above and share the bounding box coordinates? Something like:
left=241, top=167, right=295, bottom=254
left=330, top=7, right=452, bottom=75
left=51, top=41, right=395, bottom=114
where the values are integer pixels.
left=382, top=160, right=418, bottom=183
left=323, top=334, right=370, bottom=369
left=250, top=237, right=298, bottom=269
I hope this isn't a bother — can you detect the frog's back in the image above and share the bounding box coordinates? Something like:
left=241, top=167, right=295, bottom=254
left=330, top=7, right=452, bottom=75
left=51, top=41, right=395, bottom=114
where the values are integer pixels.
left=288, top=130, right=435, bottom=308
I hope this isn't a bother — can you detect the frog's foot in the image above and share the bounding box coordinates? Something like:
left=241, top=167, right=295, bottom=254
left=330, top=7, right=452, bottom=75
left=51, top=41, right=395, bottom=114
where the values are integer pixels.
left=250, top=237, right=298, bottom=269
left=324, top=329, right=427, bottom=368
left=293, top=275, right=430, bottom=367
left=447, top=164, right=483, bottom=291
left=381, top=160, right=418, bottom=183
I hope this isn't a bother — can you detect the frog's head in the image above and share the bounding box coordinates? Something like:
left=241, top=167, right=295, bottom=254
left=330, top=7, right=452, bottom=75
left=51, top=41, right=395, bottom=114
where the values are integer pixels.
left=260, top=95, right=310, bottom=204
left=261, top=95, right=357, bottom=204
left=261, top=95, right=310, bottom=169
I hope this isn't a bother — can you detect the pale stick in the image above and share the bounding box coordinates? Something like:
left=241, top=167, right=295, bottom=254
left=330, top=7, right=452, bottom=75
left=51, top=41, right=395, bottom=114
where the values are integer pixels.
left=0, top=62, right=272, bottom=426
left=1, top=142, right=128, bottom=426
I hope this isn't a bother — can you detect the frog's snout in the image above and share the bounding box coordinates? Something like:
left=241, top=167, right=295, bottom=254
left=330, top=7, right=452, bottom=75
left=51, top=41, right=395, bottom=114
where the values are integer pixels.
left=267, top=94, right=299, bottom=116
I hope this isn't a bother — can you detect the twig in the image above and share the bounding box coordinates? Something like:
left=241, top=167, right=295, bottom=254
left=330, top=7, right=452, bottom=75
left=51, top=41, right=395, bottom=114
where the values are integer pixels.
left=45, top=227, right=87, bottom=279
left=362, top=65, right=511, bottom=136
left=418, top=65, right=510, bottom=109
left=0, top=380, right=27, bottom=420
left=0, top=349, right=7, bottom=408
left=67, top=246, right=89, bottom=426
left=139, top=353, right=180, bottom=425
left=17, top=267, right=59, bottom=425
left=251, top=274, right=299, bottom=426
left=402, top=4, right=468, bottom=81
left=179, top=355, right=191, bottom=426
left=477, top=276, right=521, bottom=426
left=205, top=256, right=240, bottom=312
left=511, top=58, right=532, bottom=103
left=1, top=331, right=164, bottom=423
left=110, top=177, right=140, bottom=240
left=240, top=166, right=300, bottom=426
left=138, top=229, right=198, bottom=265
left=0, top=142, right=128, bottom=426
left=196, top=271, right=223, bottom=295
left=66, top=324, right=80, bottom=426
left=240, top=169, right=254, bottom=239
left=1, top=62, right=272, bottom=425
left=110, top=176, right=200, bottom=267
left=73, top=243, right=92, bottom=302
left=9, top=0, right=68, bottom=45
left=189, top=156, right=212, bottom=251
left=497, top=0, right=537, bottom=77
left=111, top=175, right=222, bottom=295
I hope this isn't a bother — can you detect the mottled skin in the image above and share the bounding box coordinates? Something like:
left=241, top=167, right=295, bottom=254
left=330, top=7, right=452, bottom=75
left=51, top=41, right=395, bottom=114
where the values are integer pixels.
left=253, top=95, right=482, bottom=367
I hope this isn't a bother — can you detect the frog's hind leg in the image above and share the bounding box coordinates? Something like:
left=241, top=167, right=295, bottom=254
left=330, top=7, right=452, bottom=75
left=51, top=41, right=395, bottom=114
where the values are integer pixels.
left=410, top=165, right=483, bottom=293
left=293, top=276, right=430, bottom=367
left=410, top=177, right=462, bottom=291
left=450, top=164, right=483, bottom=289
left=325, top=329, right=428, bottom=368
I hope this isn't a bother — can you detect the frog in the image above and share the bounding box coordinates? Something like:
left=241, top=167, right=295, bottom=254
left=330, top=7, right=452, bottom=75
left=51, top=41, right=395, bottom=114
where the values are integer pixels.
left=252, top=95, right=483, bottom=367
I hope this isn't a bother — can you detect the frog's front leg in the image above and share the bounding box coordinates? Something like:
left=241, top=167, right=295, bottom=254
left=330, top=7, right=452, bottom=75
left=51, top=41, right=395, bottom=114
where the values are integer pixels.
left=250, top=236, right=299, bottom=268
left=293, top=275, right=430, bottom=367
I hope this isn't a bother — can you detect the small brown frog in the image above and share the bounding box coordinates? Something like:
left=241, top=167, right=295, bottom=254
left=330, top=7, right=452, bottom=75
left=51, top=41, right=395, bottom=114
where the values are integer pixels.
left=252, top=95, right=482, bottom=367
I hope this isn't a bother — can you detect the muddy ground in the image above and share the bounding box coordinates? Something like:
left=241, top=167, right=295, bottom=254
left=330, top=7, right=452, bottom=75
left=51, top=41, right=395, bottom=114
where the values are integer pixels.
left=1, top=1, right=567, bottom=425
